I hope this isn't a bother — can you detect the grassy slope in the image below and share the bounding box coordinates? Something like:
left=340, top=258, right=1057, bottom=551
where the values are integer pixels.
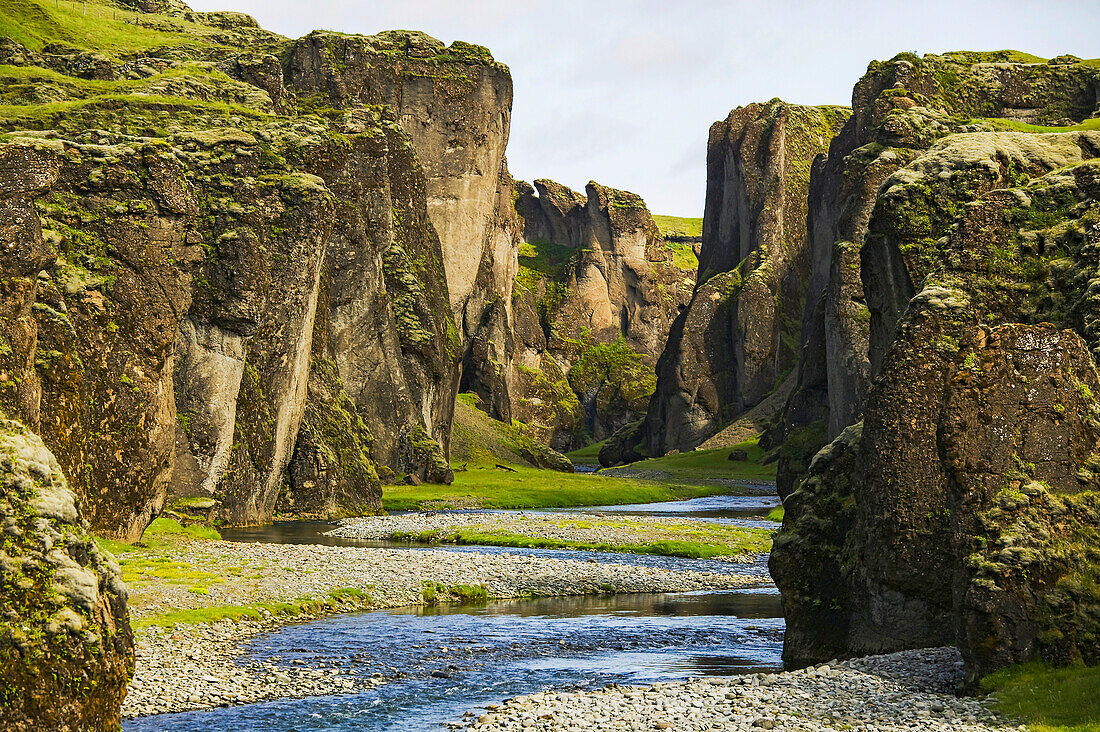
left=0, top=0, right=212, bottom=55
left=565, top=439, right=605, bottom=466
left=601, top=437, right=778, bottom=483
left=982, top=663, right=1100, bottom=731
left=386, top=397, right=742, bottom=511
left=652, top=214, right=703, bottom=239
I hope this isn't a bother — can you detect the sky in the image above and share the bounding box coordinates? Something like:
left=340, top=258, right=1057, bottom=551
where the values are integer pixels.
left=190, top=0, right=1099, bottom=216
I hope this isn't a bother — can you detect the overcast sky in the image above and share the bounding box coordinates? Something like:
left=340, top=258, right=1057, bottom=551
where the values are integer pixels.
left=191, top=0, right=1098, bottom=216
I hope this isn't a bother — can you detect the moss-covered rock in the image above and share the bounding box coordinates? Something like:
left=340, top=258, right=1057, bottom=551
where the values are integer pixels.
left=773, top=149, right=1100, bottom=682
left=0, top=418, right=132, bottom=731
left=643, top=100, right=849, bottom=457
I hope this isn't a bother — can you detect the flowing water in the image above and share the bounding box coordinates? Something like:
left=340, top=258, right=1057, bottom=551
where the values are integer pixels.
left=127, top=496, right=784, bottom=731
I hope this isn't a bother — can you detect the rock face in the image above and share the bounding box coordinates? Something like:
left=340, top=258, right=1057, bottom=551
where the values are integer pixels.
left=510, top=180, right=694, bottom=449
left=0, top=418, right=133, bottom=731
left=772, top=51, right=1100, bottom=496
left=636, top=101, right=849, bottom=460
left=283, top=30, right=521, bottom=425
left=771, top=51, right=1100, bottom=681
left=0, top=9, right=514, bottom=535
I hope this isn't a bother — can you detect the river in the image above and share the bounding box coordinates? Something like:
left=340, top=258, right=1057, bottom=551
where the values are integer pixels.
left=124, top=495, right=784, bottom=732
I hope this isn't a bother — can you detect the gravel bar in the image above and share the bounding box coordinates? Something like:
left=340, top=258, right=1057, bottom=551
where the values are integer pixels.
left=450, top=647, right=1015, bottom=732
left=123, top=540, right=760, bottom=718
left=330, top=511, right=763, bottom=558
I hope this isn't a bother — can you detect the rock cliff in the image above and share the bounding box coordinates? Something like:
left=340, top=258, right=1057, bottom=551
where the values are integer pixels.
left=0, top=418, right=133, bottom=731
left=0, top=4, right=516, bottom=535
left=510, top=180, right=694, bottom=449
left=770, top=51, right=1100, bottom=680
left=634, top=101, right=849, bottom=461
left=284, top=29, right=522, bottom=425
left=772, top=51, right=1100, bottom=496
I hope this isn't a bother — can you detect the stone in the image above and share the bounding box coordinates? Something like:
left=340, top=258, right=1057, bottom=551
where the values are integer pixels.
left=0, top=419, right=133, bottom=731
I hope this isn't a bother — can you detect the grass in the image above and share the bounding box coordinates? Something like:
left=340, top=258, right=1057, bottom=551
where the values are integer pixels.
left=95, top=517, right=220, bottom=556
left=422, top=581, right=488, bottom=605
left=383, top=465, right=744, bottom=511
left=565, top=439, right=605, bottom=466
left=397, top=525, right=772, bottom=559
left=0, top=0, right=211, bottom=55
left=133, top=588, right=374, bottom=628
left=979, top=118, right=1100, bottom=133
left=766, top=506, right=784, bottom=523
left=652, top=215, right=703, bottom=239
left=601, top=438, right=777, bottom=483
left=982, top=662, right=1100, bottom=731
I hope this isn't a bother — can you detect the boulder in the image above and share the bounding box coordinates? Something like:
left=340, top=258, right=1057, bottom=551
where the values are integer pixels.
left=0, top=419, right=133, bottom=731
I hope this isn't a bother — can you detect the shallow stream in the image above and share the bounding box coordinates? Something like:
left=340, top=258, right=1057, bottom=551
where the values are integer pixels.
left=126, top=495, right=784, bottom=731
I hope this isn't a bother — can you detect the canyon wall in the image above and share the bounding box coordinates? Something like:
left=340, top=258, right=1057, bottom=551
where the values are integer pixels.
left=770, top=52, right=1100, bottom=681
left=633, top=101, right=849, bottom=461
left=0, top=8, right=517, bottom=536
left=509, top=180, right=695, bottom=450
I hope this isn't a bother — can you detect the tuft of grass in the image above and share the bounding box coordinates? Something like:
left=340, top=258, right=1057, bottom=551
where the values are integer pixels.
left=981, top=662, right=1100, bottom=731
left=421, top=581, right=488, bottom=605
left=766, top=506, right=785, bottom=523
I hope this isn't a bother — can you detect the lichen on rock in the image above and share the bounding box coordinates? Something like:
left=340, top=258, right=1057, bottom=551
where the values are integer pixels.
left=0, top=418, right=132, bottom=731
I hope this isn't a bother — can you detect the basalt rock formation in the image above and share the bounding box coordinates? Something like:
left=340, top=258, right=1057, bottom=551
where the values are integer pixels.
left=0, top=4, right=517, bottom=537
left=510, top=180, right=694, bottom=450
left=283, top=30, right=522, bottom=423
left=770, top=51, right=1100, bottom=680
left=632, top=101, right=849, bottom=462
left=0, top=418, right=133, bottom=731
left=771, top=51, right=1100, bottom=496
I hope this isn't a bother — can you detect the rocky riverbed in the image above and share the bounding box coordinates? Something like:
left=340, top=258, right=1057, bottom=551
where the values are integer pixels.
left=329, top=511, right=769, bottom=558
left=123, top=541, right=760, bottom=717
left=451, top=647, right=1013, bottom=731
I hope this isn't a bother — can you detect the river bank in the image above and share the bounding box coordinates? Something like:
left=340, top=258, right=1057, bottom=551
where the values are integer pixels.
left=328, top=510, right=772, bottom=559
left=453, top=647, right=1012, bottom=732
left=121, top=539, right=760, bottom=717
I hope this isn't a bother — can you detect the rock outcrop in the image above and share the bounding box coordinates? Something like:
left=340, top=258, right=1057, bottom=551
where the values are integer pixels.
left=283, top=30, right=522, bottom=425
left=0, top=7, right=515, bottom=535
left=634, top=101, right=849, bottom=461
left=510, top=180, right=694, bottom=449
left=771, top=51, right=1100, bottom=681
left=0, top=418, right=133, bottom=731
left=772, top=51, right=1100, bottom=496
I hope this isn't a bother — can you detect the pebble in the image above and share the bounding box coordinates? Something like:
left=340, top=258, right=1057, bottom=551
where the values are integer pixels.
left=449, top=648, right=1014, bottom=731
left=123, top=541, right=760, bottom=718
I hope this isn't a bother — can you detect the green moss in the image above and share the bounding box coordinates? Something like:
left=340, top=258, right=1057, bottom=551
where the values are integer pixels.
left=567, top=336, right=656, bottom=405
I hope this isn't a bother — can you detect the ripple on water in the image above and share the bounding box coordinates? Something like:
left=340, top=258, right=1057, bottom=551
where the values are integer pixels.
left=123, top=589, right=784, bottom=732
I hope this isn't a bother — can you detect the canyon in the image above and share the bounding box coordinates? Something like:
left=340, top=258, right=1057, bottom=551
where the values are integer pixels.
left=1, top=1, right=1099, bottom=729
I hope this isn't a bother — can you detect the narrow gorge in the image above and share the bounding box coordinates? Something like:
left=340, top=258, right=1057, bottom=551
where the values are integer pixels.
left=1, top=1, right=1098, bottom=730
